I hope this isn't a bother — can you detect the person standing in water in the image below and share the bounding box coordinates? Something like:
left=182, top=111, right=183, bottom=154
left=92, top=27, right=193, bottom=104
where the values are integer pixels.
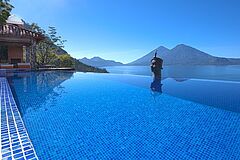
left=151, top=50, right=163, bottom=78
left=150, top=50, right=163, bottom=94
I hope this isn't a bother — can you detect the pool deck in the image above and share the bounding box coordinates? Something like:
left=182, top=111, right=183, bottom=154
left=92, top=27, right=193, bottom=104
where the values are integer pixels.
left=0, top=78, right=38, bottom=160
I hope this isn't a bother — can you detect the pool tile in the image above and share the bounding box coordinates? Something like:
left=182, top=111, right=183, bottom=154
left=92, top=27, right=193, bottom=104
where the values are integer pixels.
left=0, top=78, right=38, bottom=159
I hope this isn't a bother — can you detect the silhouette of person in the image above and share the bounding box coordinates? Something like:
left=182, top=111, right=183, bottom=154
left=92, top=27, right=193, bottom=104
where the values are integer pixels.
left=151, top=50, right=163, bottom=78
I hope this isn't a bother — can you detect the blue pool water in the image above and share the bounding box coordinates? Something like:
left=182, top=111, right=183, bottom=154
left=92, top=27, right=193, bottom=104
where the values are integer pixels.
left=8, top=71, right=240, bottom=159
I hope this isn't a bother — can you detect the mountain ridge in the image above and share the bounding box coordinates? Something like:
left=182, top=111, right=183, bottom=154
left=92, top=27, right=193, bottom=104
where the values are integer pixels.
left=79, top=56, right=124, bottom=67
left=128, top=44, right=240, bottom=66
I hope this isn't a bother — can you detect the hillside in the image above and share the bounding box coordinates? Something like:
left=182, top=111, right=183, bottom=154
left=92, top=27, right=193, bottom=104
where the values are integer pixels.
left=73, top=58, right=108, bottom=73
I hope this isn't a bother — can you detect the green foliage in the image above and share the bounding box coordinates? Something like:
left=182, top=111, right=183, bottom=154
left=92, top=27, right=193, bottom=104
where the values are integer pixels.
left=36, top=41, right=58, bottom=66
left=0, top=0, right=13, bottom=24
left=54, top=54, right=74, bottom=68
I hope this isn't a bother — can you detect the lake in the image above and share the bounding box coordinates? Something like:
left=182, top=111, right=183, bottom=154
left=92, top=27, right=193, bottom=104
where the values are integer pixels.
left=103, top=65, right=240, bottom=82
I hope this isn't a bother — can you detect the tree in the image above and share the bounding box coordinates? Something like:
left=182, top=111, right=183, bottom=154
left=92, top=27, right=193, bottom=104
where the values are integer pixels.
left=48, top=26, right=66, bottom=49
left=31, top=25, right=66, bottom=67
left=0, top=0, right=13, bottom=24
left=36, top=42, right=58, bottom=66
left=29, top=23, right=45, bottom=34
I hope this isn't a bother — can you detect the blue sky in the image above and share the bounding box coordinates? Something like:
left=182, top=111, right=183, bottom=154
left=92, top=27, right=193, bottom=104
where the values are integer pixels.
left=12, top=0, right=240, bottom=63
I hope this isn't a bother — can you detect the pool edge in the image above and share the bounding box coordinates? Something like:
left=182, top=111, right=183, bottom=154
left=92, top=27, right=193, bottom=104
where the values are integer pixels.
left=0, top=77, right=38, bottom=160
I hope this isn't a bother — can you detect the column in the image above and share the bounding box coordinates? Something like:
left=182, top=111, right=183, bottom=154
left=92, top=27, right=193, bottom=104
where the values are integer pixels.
left=30, top=41, right=37, bottom=68
left=25, top=46, right=31, bottom=63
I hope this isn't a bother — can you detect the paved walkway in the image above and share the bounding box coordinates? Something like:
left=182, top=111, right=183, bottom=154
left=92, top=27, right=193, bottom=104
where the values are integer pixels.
left=0, top=77, right=38, bottom=160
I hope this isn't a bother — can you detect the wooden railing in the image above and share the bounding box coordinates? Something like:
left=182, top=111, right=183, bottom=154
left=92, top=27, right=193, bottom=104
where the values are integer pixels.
left=0, top=24, right=44, bottom=40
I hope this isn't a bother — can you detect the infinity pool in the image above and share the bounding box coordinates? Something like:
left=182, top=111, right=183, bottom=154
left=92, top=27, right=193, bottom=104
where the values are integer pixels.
left=8, top=71, right=240, bottom=159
